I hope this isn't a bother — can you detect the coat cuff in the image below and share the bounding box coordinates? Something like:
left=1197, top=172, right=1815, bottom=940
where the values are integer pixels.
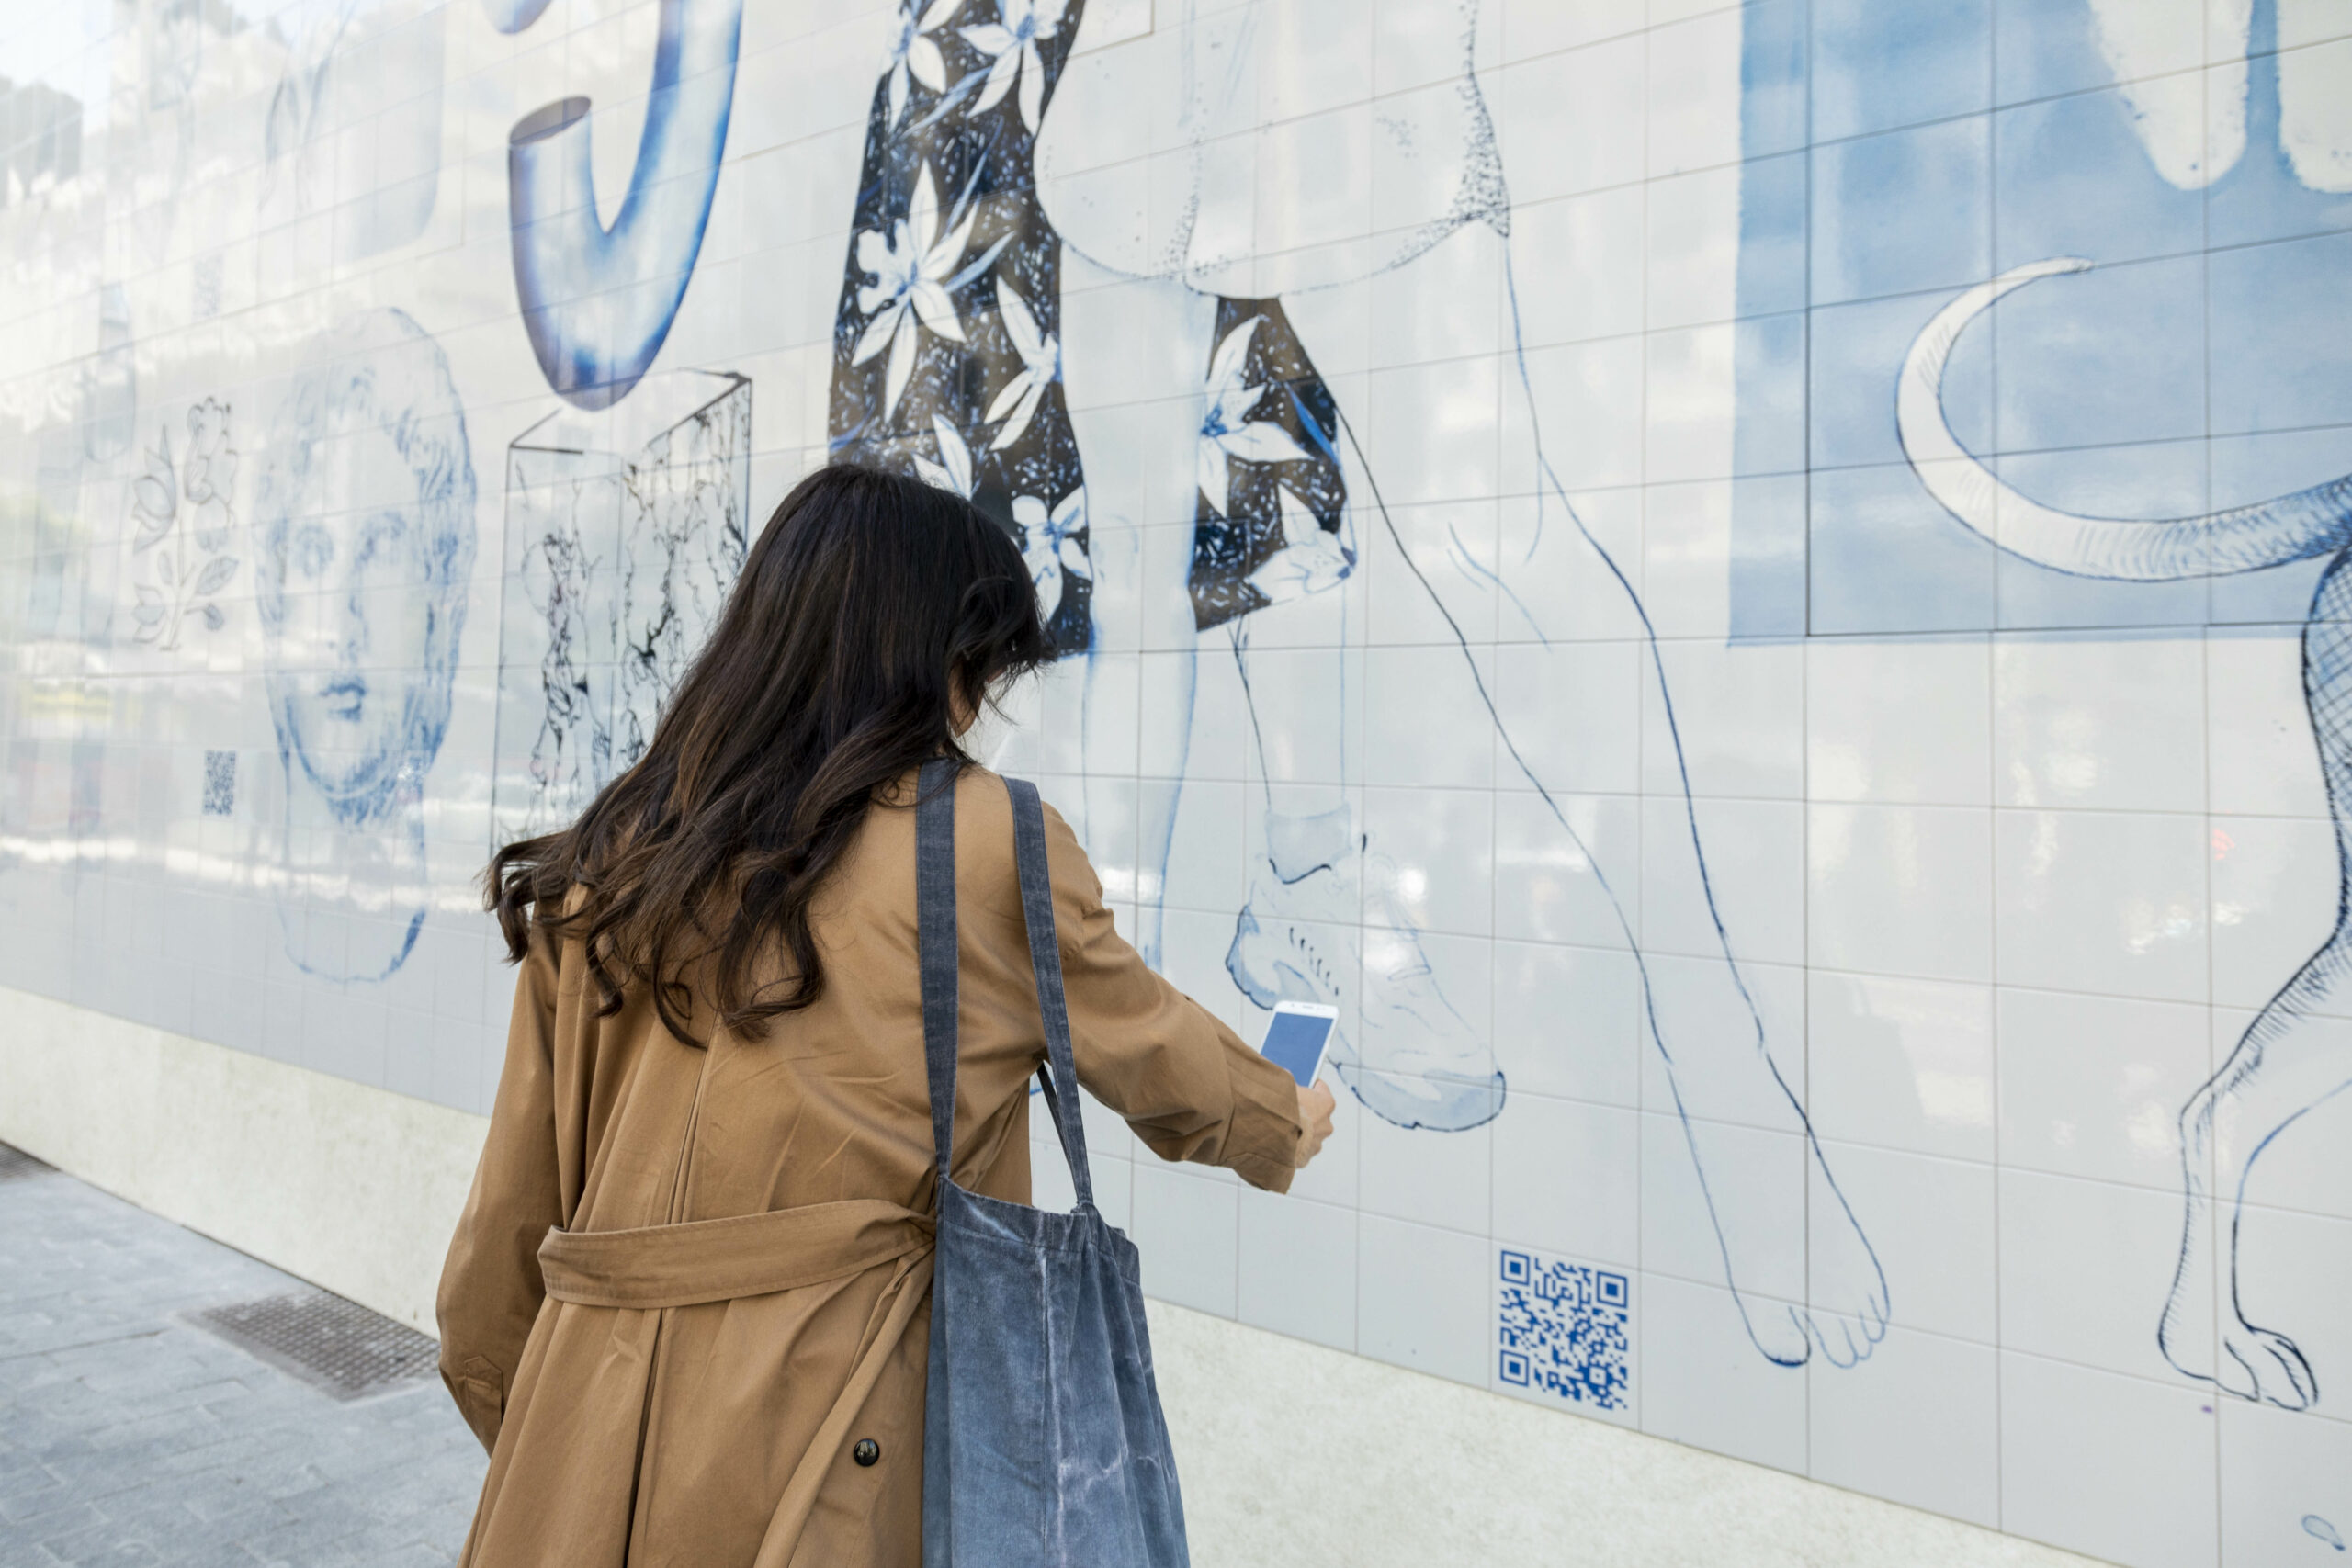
left=1223, top=1048, right=1303, bottom=1194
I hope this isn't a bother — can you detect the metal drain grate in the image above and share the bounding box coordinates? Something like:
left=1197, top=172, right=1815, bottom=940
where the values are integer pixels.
left=190, top=1290, right=440, bottom=1401
left=0, top=1142, right=53, bottom=1180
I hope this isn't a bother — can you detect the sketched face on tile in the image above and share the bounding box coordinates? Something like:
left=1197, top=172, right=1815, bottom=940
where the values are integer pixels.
left=254, top=309, right=475, bottom=823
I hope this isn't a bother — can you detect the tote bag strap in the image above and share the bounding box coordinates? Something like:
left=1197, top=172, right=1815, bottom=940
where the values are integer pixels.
left=915, top=758, right=962, bottom=1178
left=1003, top=775, right=1097, bottom=1208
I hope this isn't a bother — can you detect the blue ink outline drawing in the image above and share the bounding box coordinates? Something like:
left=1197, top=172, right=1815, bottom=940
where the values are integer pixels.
left=823, top=0, right=1888, bottom=1369
left=503, top=0, right=744, bottom=410
left=1902, top=256, right=2352, bottom=1409
left=252, top=308, right=477, bottom=982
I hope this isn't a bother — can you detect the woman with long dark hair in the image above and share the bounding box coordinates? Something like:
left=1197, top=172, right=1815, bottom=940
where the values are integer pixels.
left=436, top=465, right=1333, bottom=1565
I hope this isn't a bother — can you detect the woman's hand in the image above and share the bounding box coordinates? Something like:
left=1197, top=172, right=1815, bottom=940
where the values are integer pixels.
left=1294, top=1079, right=1336, bottom=1169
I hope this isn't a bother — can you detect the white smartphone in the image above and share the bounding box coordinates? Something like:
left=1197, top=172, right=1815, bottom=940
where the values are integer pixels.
left=1259, top=1001, right=1338, bottom=1089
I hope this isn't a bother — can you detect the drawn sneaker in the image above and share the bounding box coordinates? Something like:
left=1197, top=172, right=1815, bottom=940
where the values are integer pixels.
left=1226, top=859, right=1354, bottom=1013
left=1335, top=856, right=1506, bottom=1132
left=1228, top=848, right=1507, bottom=1132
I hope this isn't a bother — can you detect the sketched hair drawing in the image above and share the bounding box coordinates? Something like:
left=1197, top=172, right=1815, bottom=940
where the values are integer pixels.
left=253, top=306, right=477, bottom=824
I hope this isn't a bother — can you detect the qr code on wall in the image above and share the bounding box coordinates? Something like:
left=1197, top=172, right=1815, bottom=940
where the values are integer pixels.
left=202, top=750, right=235, bottom=817
left=1498, top=1247, right=1630, bottom=1412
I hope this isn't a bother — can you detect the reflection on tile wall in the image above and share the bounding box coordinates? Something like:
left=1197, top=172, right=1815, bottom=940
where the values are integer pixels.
left=2, top=1, right=2347, bottom=1562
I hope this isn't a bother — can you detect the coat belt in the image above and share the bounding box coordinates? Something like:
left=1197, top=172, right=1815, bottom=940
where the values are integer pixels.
left=537, top=1200, right=935, bottom=1310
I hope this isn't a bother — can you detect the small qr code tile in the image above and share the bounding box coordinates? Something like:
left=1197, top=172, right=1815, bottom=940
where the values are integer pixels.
left=1498, top=1247, right=1631, bottom=1412
left=202, top=750, right=235, bottom=817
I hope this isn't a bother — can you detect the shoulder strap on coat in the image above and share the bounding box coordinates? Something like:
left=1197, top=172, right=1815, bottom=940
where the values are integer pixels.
left=916, top=758, right=960, bottom=1179
left=1004, top=775, right=1095, bottom=1208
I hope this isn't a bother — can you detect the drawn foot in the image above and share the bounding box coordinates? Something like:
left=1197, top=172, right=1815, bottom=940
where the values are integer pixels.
left=2219, top=1323, right=2318, bottom=1410
left=1796, top=1153, right=1890, bottom=1369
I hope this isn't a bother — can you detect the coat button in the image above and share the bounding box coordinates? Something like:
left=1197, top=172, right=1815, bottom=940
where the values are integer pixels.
left=854, top=1438, right=880, bottom=1467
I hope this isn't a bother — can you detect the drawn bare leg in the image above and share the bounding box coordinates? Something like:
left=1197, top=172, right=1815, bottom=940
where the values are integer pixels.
left=1057, top=248, right=1215, bottom=962
left=1273, top=217, right=1887, bottom=1362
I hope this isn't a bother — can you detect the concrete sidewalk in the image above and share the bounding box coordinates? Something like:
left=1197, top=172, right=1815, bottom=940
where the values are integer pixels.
left=0, top=1149, right=488, bottom=1566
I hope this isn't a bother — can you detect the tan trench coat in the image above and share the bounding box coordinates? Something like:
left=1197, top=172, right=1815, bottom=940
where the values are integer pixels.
left=436, top=767, right=1304, bottom=1567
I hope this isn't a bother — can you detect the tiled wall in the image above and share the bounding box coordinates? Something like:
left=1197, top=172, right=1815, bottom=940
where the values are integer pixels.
left=4, top=2, right=2348, bottom=1564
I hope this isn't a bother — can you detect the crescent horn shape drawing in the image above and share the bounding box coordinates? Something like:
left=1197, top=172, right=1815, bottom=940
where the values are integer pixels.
left=506, top=0, right=745, bottom=411
left=1896, top=256, right=2352, bottom=581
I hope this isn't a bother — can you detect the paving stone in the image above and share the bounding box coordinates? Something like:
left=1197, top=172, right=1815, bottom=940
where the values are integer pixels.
left=0, top=1168, right=485, bottom=1567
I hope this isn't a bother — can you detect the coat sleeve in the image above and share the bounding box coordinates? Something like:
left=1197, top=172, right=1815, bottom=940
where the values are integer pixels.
left=1039, top=801, right=1303, bottom=1193
left=435, top=922, right=566, bottom=1452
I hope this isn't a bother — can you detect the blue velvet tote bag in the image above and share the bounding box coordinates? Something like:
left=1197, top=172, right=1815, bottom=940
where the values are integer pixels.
left=915, top=761, right=1191, bottom=1568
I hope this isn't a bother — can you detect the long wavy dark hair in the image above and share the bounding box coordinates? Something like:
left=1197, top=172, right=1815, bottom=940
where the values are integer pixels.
left=486, top=464, right=1052, bottom=1043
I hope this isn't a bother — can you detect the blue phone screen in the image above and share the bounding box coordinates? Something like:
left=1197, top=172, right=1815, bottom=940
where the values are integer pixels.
left=1261, top=1010, right=1334, bottom=1088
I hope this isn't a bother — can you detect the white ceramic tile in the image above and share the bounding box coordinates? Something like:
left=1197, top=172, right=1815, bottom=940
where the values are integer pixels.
left=1810, top=1326, right=2000, bottom=1529
left=1367, top=223, right=1503, bottom=369
left=2207, top=628, right=2327, bottom=818
left=2222, top=1009, right=2352, bottom=1224
left=1994, top=808, right=2211, bottom=1004
left=1494, top=788, right=1644, bottom=950
left=1641, top=1108, right=1806, bottom=1302
left=1495, top=34, right=1646, bottom=204
left=1640, top=795, right=1805, bottom=968
left=1492, top=938, right=1643, bottom=1107
left=1807, top=636, right=1993, bottom=806
left=1645, top=164, right=1741, bottom=332
left=1494, top=1094, right=1640, bottom=1268
left=1362, top=354, right=1502, bottom=508
left=1365, top=498, right=1500, bottom=647
left=1645, top=8, right=1743, bottom=175
left=2219, top=1396, right=2352, bottom=1567
left=1815, top=1140, right=1996, bottom=1346
left=1499, top=0, right=1645, bottom=62
left=1641, top=949, right=1809, bottom=1124
left=1506, top=187, right=1646, bottom=349
left=1808, top=803, right=1995, bottom=984
left=1504, top=334, right=1645, bottom=494
left=1362, top=647, right=1495, bottom=790
left=1255, top=0, right=1374, bottom=119
left=1638, top=479, right=1736, bottom=640
left=1996, top=988, right=2210, bottom=1190
left=1493, top=637, right=1642, bottom=796
left=1638, top=1271, right=1808, bottom=1473
left=1131, top=1163, right=1239, bottom=1318
left=1161, top=777, right=1246, bottom=918
left=1237, top=1190, right=1358, bottom=1352
left=1361, top=785, right=1493, bottom=938
left=1998, top=1168, right=2196, bottom=1382
left=1356, top=1079, right=1492, bottom=1234
left=1993, top=636, right=2206, bottom=814
left=1808, top=971, right=1997, bottom=1162
left=1643, top=323, right=1738, bottom=483
left=2210, top=814, right=2339, bottom=1012
left=1999, top=1353, right=2220, bottom=1568
left=1644, top=637, right=1804, bottom=800
left=1357, top=1213, right=1490, bottom=1387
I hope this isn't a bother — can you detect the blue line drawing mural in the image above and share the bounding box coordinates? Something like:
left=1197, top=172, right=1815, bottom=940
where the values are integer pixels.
left=831, top=0, right=1886, bottom=1366
left=252, top=309, right=477, bottom=982
left=503, top=0, right=744, bottom=410
left=124, top=398, right=241, bottom=651
left=1905, top=261, right=2352, bottom=1410
left=492, top=371, right=751, bottom=842
left=261, top=0, right=445, bottom=263
left=1751, top=0, right=2352, bottom=1410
